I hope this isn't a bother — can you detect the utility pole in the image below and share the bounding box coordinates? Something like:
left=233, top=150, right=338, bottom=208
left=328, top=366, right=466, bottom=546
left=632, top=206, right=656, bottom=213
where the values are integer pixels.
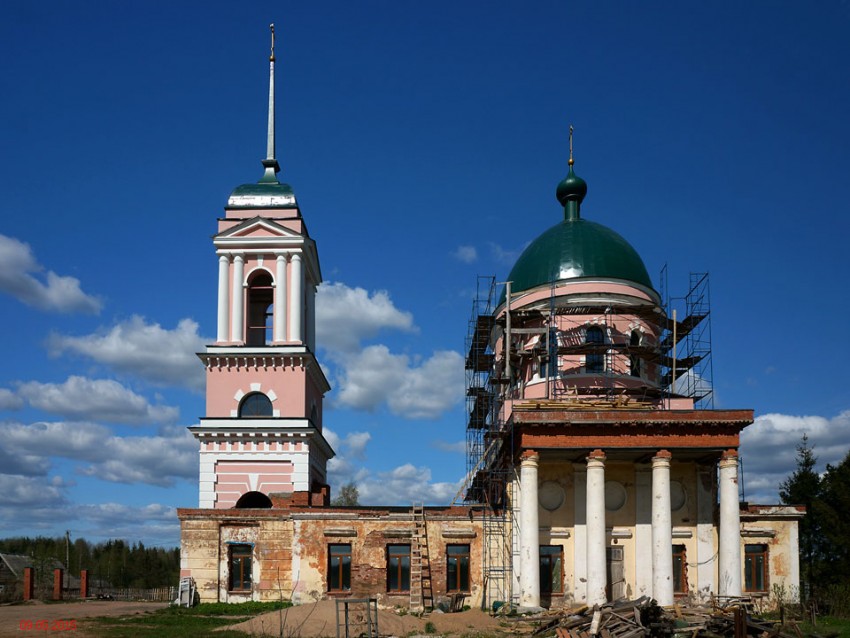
left=65, top=530, right=70, bottom=590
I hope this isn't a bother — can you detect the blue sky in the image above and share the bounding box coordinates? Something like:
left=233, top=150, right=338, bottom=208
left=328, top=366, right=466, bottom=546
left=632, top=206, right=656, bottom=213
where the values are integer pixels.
left=1, top=1, right=849, bottom=548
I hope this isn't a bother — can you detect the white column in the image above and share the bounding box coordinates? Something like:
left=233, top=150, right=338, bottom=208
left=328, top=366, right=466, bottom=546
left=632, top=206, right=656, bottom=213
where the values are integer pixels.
left=634, top=465, right=653, bottom=597
left=217, top=255, right=230, bottom=343
left=274, top=254, right=287, bottom=343
left=586, top=450, right=607, bottom=606
left=718, top=451, right=742, bottom=596
left=289, top=253, right=303, bottom=343
left=518, top=450, right=541, bottom=611
left=230, top=254, right=244, bottom=343
left=696, top=465, right=716, bottom=600
left=573, top=465, right=587, bottom=603
left=651, top=450, right=674, bottom=605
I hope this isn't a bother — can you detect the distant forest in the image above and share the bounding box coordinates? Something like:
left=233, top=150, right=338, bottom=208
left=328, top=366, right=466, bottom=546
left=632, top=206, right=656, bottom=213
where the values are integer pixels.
left=0, top=536, right=180, bottom=589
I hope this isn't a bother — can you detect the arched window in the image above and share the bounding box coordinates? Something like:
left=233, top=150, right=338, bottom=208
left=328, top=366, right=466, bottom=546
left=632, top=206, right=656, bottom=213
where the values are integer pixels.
left=586, top=326, right=605, bottom=373
left=247, top=271, right=274, bottom=345
left=235, top=491, right=272, bottom=509
left=238, top=392, right=273, bottom=417
left=630, top=330, right=642, bottom=378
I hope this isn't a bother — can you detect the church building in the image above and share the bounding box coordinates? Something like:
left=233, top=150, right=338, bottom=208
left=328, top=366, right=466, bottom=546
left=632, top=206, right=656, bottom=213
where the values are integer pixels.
left=177, top=28, right=803, bottom=611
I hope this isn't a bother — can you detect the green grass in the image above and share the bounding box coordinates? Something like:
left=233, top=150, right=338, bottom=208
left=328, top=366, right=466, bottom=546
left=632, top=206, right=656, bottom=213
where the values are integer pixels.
left=797, top=616, right=850, bottom=638
left=81, top=601, right=291, bottom=638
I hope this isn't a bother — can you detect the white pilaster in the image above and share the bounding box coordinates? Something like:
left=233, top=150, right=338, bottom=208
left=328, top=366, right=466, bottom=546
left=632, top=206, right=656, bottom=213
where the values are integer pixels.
left=274, top=254, right=287, bottom=342
left=696, top=465, right=716, bottom=600
left=586, top=450, right=607, bottom=606
left=651, top=450, right=674, bottom=605
left=306, top=282, right=316, bottom=351
left=519, top=451, right=541, bottom=611
left=230, top=255, right=245, bottom=343
left=217, top=255, right=230, bottom=343
left=289, top=253, right=303, bottom=343
left=572, top=465, right=587, bottom=603
left=634, top=465, right=653, bottom=597
left=718, top=451, right=742, bottom=596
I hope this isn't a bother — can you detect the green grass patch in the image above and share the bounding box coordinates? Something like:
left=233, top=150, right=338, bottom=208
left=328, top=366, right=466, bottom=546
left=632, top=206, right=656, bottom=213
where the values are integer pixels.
left=797, top=616, right=850, bottom=638
left=81, top=601, right=291, bottom=638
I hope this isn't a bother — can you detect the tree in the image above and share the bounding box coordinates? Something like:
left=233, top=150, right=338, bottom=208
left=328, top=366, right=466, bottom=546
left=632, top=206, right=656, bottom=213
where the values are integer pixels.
left=332, top=482, right=360, bottom=506
left=779, top=434, right=823, bottom=599
left=817, top=451, right=850, bottom=587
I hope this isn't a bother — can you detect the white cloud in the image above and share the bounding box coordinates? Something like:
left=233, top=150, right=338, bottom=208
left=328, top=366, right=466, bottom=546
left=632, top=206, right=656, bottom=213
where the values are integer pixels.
left=316, top=282, right=416, bottom=352
left=0, top=421, right=198, bottom=487
left=49, top=316, right=208, bottom=390
left=357, top=464, right=462, bottom=505
left=333, top=346, right=464, bottom=419
left=17, top=376, right=179, bottom=425
left=488, top=240, right=525, bottom=265
left=452, top=245, right=478, bottom=263
left=0, top=388, right=23, bottom=410
left=740, top=410, right=850, bottom=503
left=0, top=233, right=102, bottom=314
left=324, top=428, right=462, bottom=505
left=433, top=440, right=466, bottom=454
left=0, top=473, right=66, bottom=507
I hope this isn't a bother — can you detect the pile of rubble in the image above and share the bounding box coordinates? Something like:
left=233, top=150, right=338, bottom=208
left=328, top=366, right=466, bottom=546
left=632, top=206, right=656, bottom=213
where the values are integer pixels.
left=524, top=597, right=809, bottom=638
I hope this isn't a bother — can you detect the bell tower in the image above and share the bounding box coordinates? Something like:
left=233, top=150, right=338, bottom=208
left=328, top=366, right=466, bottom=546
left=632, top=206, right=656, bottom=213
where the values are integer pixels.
left=190, top=25, right=334, bottom=510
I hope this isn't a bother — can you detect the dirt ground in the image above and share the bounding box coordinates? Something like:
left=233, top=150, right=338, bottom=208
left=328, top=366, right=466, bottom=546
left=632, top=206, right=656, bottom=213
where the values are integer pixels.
left=223, top=599, right=510, bottom=637
left=0, top=599, right=168, bottom=638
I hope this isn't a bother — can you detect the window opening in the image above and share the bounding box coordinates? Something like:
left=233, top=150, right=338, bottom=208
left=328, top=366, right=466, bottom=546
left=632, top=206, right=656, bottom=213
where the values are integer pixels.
left=328, top=544, right=351, bottom=592
left=744, top=544, right=768, bottom=592
left=247, top=272, right=274, bottom=345
left=447, top=544, right=470, bottom=592
left=228, top=544, right=252, bottom=592
left=235, top=491, right=272, bottom=509
left=239, top=392, right=273, bottom=418
left=539, top=545, right=564, bottom=594
left=672, top=545, right=687, bottom=594
left=630, top=330, right=642, bottom=377
left=586, top=326, right=605, bottom=373
left=386, top=544, right=411, bottom=592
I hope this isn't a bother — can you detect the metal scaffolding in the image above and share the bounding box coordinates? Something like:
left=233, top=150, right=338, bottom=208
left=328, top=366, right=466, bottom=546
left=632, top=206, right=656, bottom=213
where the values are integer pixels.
left=461, top=271, right=714, bottom=609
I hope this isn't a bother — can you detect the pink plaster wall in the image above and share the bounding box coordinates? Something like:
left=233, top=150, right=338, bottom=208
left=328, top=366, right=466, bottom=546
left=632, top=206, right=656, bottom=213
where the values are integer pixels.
left=214, top=460, right=294, bottom=509
left=206, top=365, right=310, bottom=417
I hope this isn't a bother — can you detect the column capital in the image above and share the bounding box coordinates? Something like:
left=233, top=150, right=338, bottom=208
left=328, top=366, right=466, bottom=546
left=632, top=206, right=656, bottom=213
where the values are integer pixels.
left=587, top=449, right=606, bottom=462
left=219, top=254, right=230, bottom=263
left=720, top=448, right=738, bottom=462
left=276, top=253, right=288, bottom=262
left=520, top=449, right=539, bottom=463
left=652, top=450, right=672, bottom=468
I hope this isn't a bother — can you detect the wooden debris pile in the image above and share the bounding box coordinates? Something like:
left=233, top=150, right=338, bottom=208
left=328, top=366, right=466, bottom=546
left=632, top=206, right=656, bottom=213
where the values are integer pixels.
left=531, top=597, right=665, bottom=638
left=529, top=597, right=807, bottom=638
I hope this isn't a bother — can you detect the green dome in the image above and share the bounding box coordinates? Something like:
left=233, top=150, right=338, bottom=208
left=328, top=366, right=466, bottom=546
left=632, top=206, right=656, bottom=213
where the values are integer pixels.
left=501, top=160, right=655, bottom=303
left=504, top=218, right=654, bottom=299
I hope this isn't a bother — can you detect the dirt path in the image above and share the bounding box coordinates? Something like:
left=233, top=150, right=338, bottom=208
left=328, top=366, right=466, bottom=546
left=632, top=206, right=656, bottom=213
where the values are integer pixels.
left=223, top=599, right=510, bottom=637
left=0, top=600, right=168, bottom=638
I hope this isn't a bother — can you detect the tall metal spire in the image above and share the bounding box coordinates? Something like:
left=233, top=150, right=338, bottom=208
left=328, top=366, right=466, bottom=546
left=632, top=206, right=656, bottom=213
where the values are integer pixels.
left=260, top=23, right=281, bottom=183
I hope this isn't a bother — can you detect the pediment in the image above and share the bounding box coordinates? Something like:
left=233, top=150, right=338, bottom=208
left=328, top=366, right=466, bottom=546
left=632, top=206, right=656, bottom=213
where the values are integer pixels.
left=215, top=217, right=300, bottom=241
